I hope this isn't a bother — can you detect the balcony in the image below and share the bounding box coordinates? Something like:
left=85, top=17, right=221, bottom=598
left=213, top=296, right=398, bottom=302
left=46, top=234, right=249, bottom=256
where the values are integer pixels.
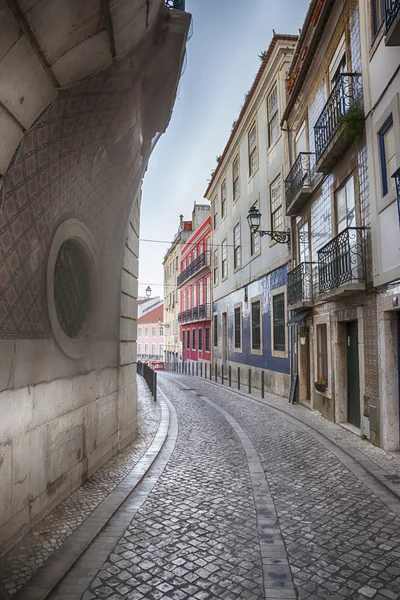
left=285, top=153, right=316, bottom=216
left=287, top=262, right=314, bottom=309
left=386, top=0, right=400, bottom=46
left=314, top=74, right=363, bottom=174
left=317, top=227, right=366, bottom=299
left=177, top=251, right=210, bottom=287
left=165, top=0, right=186, bottom=9
left=178, top=303, right=211, bottom=324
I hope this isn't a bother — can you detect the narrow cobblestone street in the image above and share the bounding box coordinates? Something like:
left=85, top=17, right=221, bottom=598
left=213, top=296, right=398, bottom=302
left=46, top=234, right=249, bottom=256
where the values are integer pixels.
left=3, top=373, right=400, bottom=600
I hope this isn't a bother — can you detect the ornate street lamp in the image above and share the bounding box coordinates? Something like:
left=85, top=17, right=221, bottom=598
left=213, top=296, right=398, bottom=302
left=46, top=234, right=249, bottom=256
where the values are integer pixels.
left=145, top=285, right=152, bottom=298
left=246, top=205, right=290, bottom=245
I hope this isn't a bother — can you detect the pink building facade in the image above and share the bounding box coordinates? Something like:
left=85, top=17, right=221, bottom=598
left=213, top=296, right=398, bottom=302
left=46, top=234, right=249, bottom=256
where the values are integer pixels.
left=137, top=305, right=164, bottom=361
left=178, top=214, right=212, bottom=371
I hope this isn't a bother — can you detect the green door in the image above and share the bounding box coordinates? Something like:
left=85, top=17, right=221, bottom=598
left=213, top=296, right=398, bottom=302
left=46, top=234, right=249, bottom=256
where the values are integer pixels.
left=346, top=321, right=360, bottom=428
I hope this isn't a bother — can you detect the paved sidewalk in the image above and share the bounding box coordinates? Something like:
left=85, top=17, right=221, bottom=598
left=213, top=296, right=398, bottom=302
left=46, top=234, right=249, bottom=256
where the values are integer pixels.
left=0, top=377, right=161, bottom=600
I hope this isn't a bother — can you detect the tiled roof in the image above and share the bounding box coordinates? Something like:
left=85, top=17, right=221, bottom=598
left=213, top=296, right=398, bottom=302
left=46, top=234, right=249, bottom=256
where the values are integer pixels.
left=138, top=304, right=164, bottom=324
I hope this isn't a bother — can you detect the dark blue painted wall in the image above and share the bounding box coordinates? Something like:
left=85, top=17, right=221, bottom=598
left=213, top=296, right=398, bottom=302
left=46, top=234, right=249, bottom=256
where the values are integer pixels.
left=213, top=264, right=290, bottom=375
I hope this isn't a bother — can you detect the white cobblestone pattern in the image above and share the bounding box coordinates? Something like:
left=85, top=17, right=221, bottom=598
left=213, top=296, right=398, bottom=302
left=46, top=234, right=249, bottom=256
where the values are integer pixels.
left=0, top=378, right=160, bottom=600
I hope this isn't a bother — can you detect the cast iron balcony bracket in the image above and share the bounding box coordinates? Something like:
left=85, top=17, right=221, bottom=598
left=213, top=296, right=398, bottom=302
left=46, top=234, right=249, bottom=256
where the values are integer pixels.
left=164, top=0, right=185, bottom=10
left=386, top=0, right=400, bottom=31
left=285, top=152, right=315, bottom=209
left=317, top=227, right=367, bottom=294
left=314, top=73, right=363, bottom=164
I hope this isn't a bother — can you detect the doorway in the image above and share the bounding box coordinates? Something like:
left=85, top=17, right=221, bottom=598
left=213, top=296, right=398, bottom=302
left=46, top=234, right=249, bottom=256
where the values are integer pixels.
left=222, top=312, right=228, bottom=372
left=346, top=321, right=360, bottom=428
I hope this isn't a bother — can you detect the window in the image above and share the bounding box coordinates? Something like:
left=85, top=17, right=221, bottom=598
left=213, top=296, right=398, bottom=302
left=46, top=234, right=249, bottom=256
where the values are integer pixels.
left=206, top=236, right=211, bottom=262
left=221, top=180, right=227, bottom=219
left=213, top=315, right=218, bottom=347
left=206, top=275, right=211, bottom=305
left=299, top=221, right=310, bottom=263
left=379, top=115, right=396, bottom=197
left=233, top=155, right=240, bottom=201
left=213, top=195, right=218, bottom=230
left=199, top=279, right=203, bottom=305
left=205, top=326, right=211, bottom=352
left=151, top=344, right=156, bottom=357
left=272, top=293, right=285, bottom=352
left=192, top=329, right=196, bottom=350
left=188, top=287, right=191, bottom=309
left=234, top=306, right=241, bottom=349
left=152, top=326, right=156, bottom=337
left=145, top=343, right=149, bottom=355
left=251, top=301, right=261, bottom=350
left=160, top=326, right=164, bottom=336
left=213, top=248, right=219, bottom=285
left=159, top=343, right=163, bottom=355
left=233, top=223, right=241, bottom=269
left=192, top=283, right=197, bottom=307
left=270, top=176, right=283, bottom=234
left=248, top=122, right=258, bottom=176
left=268, top=85, right=279, bottom=146
left=371, top=0, right=385, bottom=37
left=317, top=324, right=328, bottom=382
left=250, top=201, right=260, bottom=256
left=221, top=239, right=227, bottom=279
left=175, top=256, right=178, bottom=271
left=198, top=328, right=203, bottom=351
left=335, top=175, right=355, bottom=232
left=138, top=343, right=141, bottom=355
left=187, top=330, right=190, bottom=349
left=138, top=327, right=142, bottom=337
left=144, top=327, right=148, bottom=337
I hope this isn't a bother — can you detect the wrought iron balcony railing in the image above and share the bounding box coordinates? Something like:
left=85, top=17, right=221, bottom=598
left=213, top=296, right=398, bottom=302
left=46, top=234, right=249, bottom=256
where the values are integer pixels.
left=178, top=303, right=211, bottom=324
left=386, top=0, right=400, bottom=31
left=285, top=153, right=315, bottom=212
left=318, top=227, right=366, bottom=294
left=287, top=262, right=314, bottom=306
left=165, top=0, right=185, bottom=9
left=314, top=74, right=363, bottom=164
left=177, top=251, right=210, bottom=287
left=393, top=167, right=400, bottom=224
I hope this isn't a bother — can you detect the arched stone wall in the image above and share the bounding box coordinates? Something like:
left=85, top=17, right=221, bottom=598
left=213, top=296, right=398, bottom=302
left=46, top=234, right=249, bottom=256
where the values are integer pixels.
left=0, top=2, right=190, bottom=549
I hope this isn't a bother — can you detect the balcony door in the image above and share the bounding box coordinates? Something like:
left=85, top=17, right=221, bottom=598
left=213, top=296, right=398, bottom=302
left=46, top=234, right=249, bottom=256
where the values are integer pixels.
left=222, top=312, right=228, bottom=374
left=329, top=36, right=347, bottom=90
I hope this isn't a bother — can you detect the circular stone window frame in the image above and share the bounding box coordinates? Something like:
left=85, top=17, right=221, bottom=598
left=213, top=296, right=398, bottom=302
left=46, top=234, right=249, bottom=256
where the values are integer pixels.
left=47, top=218, right=99, bottom=359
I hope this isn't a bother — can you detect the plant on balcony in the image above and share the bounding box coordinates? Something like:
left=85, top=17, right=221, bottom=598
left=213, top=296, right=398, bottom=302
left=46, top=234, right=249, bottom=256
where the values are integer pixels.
left=337, top=106, right=364, bottom=142
left=298, top=331, right=308, bottom=346
left=315, top=376, right=328, bottom=393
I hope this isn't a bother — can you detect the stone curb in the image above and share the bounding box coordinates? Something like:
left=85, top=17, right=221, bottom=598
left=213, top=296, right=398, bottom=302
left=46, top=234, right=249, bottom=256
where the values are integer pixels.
left=171, top=373, right=400, bottom=511
left=14, top=395, right=171, bottom=600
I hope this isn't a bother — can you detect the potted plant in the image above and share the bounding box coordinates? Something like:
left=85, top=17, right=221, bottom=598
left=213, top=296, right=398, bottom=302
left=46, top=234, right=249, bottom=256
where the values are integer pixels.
left=298, top=331, right=308, bottom=346
left=315, top=376, right=328, bottom=393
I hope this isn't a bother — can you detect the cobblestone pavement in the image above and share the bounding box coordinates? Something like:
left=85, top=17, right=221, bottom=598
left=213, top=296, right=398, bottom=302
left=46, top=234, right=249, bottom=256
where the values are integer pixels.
left=5, top=373, right=400, bottom=600
left=169, top=375, right=400, bottom=600
left=0, top=378, right=160, bottom=600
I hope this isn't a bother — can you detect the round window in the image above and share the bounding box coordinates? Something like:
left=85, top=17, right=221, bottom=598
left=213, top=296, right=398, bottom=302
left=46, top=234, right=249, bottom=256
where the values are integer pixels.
left=47, top=219, right=99, bottom=358
left=54, top=239, right=92, bottom=339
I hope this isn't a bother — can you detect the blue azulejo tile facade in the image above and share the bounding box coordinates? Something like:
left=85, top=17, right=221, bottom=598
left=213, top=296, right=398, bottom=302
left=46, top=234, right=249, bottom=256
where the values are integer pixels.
left=213, top=265, right=290, bottom=396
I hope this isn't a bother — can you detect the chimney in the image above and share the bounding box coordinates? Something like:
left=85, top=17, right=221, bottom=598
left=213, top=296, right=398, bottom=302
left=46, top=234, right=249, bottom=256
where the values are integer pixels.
left=179, top=214, right=183, bottom=226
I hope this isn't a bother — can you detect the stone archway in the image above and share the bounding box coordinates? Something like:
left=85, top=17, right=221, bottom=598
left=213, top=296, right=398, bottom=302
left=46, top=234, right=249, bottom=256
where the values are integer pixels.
left=0, top=0, right=190, bottom=549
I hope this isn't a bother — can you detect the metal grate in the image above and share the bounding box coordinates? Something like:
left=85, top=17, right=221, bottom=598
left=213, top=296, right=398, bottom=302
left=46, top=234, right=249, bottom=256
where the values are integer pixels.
left=54, top=240, right=91, bottom=339
left=285, top=153, right=315, bottom=209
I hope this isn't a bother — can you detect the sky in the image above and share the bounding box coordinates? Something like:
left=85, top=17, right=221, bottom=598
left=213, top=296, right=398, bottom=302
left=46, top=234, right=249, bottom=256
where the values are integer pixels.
left=138, top=0, right=310, bottom=299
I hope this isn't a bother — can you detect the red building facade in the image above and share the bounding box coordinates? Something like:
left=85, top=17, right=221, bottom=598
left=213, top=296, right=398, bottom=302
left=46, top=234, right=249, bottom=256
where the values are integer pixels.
left=178, top=214, right=212, bottom=370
